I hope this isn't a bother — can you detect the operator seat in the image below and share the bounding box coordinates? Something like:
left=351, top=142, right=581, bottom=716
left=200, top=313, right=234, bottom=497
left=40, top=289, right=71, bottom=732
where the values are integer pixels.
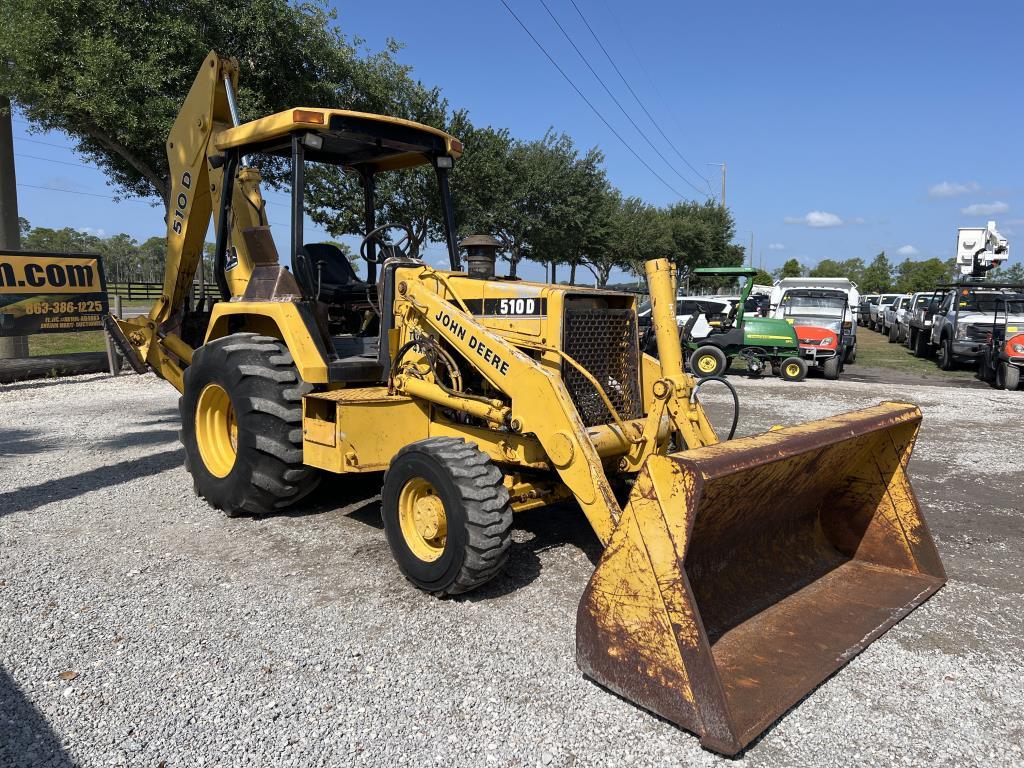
left=292, top=242, right=371, bottom=303
left=290, top=242, right=383, bottom=384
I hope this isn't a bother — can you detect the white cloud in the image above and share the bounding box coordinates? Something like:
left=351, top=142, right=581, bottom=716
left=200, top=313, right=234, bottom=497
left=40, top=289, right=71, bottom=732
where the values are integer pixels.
left=961, top=201, right=1009, bottom=216
left=896, top=245, right=918, bottom=256
left=768, top=243, right=786, bottom=251
left=785, top=210, right=844, bottom=228
left=928, top=180, right=980, bottom=198
left=82, top=226, right=107, bottom=238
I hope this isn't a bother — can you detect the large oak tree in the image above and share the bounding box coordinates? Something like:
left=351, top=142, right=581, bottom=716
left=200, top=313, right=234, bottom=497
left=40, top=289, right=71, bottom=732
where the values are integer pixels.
left=0, top=0, right=410, bottom=210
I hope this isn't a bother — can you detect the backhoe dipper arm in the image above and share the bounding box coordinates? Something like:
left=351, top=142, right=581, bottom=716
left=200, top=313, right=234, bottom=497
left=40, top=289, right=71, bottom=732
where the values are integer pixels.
left=107, top=51, right=267, bottom=391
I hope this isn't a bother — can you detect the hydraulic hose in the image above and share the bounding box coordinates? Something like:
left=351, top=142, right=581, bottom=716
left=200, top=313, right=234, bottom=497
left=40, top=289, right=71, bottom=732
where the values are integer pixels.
left=689, top=375, right=739, bottom=440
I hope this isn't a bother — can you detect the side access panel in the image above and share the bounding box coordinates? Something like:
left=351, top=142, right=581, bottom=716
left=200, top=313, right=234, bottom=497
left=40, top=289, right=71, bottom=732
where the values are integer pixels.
left=303, top=387, right=430, bottom=473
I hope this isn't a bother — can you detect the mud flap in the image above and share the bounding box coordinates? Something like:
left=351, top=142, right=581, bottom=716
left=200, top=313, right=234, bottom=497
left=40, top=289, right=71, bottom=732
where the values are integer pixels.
left=576, top=402, right=945, bottom=755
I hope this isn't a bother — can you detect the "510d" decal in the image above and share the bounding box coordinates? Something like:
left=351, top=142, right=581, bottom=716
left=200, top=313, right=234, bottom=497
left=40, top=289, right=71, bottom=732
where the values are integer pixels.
left=462, top=297, right=547, bottom=317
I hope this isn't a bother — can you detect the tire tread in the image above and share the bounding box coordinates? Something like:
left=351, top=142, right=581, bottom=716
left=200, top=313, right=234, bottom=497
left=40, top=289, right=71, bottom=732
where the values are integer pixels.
left=180, top=332, right=320, bottom=517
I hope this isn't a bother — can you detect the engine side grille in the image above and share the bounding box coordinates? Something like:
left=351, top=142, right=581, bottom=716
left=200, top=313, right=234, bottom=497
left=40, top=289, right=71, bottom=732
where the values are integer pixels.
left=562, top=308, right=643, bottom=427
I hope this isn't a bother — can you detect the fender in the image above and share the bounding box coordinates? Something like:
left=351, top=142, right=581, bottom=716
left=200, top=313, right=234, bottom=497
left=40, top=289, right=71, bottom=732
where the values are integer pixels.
left=205, top=301, right=330, bottom=383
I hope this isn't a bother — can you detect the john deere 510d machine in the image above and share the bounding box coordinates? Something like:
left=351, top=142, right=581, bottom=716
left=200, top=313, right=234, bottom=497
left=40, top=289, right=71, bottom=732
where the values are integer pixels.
left=107, top=53, right=945, bottom=755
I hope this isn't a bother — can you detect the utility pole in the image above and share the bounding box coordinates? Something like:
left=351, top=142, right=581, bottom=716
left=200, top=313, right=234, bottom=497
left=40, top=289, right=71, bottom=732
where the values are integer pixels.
left=0, top=95, right=28, bottom=359
left=708, top=162, right=726, bottom=207
left=749, top=232, right=754, bottom=267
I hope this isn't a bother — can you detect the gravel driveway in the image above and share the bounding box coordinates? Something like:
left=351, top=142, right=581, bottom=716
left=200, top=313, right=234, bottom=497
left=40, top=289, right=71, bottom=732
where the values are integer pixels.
left=2, top=371, right=1022, bottom=767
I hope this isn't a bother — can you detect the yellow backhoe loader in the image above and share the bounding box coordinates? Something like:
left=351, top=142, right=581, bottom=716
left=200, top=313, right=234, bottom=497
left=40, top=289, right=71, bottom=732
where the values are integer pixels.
left=107, top=53, right=945, bottom=755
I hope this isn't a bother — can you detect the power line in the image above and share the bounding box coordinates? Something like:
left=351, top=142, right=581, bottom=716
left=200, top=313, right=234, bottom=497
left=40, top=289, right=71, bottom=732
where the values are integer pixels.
left=17, top=183, right=289, bottom=229
left=535, top=0, right=706, bottom=198
left=16, top=135, right=77, bottom=151
left=15, top=143, right=291, bottom=209
left=17, top=183, right=123, bottom=200
left=597, top=0, right=716, bottom=199
left=566, top=0, right=711, bottom=190
left=15, top=152, right=88, bottom=169
left=499, top=0, right=688, bottom=200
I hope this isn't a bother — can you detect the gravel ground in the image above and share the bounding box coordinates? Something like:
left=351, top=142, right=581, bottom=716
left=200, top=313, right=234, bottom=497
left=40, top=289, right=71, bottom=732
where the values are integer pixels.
left=1, top=371, right=1022, bottom=767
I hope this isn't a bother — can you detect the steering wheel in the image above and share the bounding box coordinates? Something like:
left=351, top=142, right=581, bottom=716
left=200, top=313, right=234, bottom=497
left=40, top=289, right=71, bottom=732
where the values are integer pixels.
left=359, top=223, right=414, bottom=264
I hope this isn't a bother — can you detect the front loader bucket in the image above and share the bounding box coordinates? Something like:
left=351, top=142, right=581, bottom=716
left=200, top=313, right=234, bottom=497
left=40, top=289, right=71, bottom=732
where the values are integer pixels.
left=576, top=402, right=945, bottom=756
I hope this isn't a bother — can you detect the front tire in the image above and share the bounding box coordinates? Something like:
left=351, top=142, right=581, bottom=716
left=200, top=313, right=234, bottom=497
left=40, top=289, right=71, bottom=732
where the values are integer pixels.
left=888, top=323, right=899, bottom=343
left=1001, top=363, right=1021, bottom=391
left=937, top=337, right=955, bottom=370
left=179, top=333, right=320, bottom=517
left=690, top=345, right=728, bottom=378
left=382, top=438, right=512, bottom=596
left=779, top=357, right=808, bottom=382
left=823, top=356, right=841, bottom=380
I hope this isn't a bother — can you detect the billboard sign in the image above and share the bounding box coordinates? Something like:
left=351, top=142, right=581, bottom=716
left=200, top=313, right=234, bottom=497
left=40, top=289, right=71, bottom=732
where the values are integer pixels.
left=0, top=251, right=109, bottom=336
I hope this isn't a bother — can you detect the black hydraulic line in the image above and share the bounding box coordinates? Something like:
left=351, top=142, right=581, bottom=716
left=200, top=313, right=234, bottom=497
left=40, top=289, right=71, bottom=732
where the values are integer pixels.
left=689, top=375, right=739, bottom=440
left=212, top=151, right=239, bottom=301
left=290, top=135, right=305, bottom=272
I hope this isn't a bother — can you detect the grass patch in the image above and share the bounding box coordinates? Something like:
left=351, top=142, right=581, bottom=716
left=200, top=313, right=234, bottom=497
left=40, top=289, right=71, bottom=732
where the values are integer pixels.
left=29, top=331, right=108, bottom=356
left=854, top=327, right=976, bottom=378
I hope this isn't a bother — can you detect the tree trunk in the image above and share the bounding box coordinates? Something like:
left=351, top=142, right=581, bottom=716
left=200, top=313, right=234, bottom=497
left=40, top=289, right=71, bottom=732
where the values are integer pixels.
left=598, top=265, right=611, bottom=287
left=550, top=261, right=557, bottom=284
left=409, top=218, right=427, bottom=258
left=569, top=262, right=576, bottom=285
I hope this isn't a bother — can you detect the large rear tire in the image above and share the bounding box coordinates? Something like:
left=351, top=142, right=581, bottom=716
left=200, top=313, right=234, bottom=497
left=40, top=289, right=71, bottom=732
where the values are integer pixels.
left=382, top=437, right=512, bottom=596
left=690, top=345, right=728, bottom=378
left=844, top=345, right=857, bottom=364
left=179, top=333, right=320, bottom=517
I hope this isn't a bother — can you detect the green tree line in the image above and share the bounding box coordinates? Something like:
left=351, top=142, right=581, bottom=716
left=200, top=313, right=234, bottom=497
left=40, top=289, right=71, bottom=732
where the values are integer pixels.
left=1, top=0, right=744, bottom=287
left=773, top=252, right=1024, bottom=293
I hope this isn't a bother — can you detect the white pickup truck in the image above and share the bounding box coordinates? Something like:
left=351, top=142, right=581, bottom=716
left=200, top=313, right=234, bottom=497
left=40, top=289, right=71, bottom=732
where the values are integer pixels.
left=770, top=278, right=860, bottom=364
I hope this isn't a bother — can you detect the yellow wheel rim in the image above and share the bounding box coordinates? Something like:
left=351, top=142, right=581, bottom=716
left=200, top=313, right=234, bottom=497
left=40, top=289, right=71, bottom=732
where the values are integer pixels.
left=785, top=363, right=801, bottom=378
left=195, top=383, right=238, bottom=478
left=398, top=478, right=448, bottom=562
left=697, top=355, right=718, bottom=373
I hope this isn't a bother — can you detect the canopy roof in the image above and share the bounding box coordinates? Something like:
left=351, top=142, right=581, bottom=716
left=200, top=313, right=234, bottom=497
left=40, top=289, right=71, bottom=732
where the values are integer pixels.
left=214, top=108, right=462, bottom=172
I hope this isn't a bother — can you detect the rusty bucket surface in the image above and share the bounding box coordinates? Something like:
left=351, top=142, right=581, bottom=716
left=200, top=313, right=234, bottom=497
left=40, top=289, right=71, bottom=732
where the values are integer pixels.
left=576, top=402, right=945, bottom=756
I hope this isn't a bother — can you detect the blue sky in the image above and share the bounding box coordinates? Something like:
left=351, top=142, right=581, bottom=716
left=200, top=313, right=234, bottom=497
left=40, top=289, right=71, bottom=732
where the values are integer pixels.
left=11, top=0, right=1024, bottom=283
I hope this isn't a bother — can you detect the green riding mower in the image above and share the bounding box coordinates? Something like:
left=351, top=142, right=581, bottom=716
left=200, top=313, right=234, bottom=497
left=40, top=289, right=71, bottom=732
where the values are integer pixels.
left=683, top=267, right=808, bottom=381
